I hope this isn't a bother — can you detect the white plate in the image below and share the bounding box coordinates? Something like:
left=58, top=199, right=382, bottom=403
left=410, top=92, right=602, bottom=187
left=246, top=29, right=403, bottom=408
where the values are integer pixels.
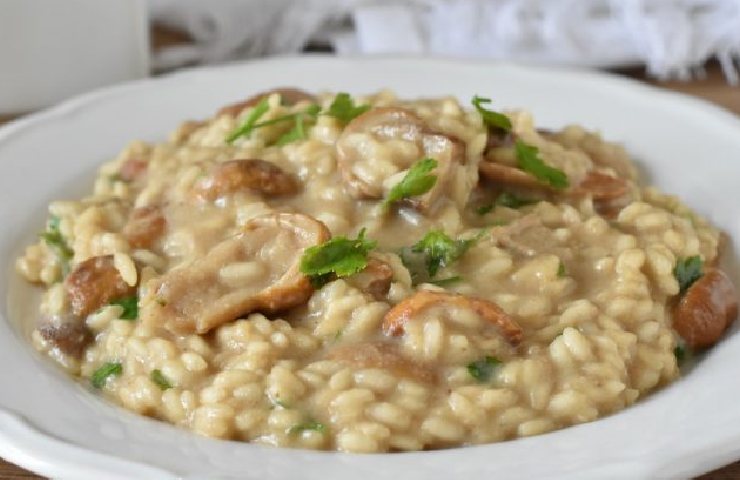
left=1, top=56, right=740, bottom=480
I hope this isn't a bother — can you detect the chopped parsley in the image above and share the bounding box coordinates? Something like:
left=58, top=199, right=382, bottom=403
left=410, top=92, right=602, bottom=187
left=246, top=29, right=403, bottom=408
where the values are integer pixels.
left=557, top=261, right=567, bottom=277
left=324, top=92, right=370, bottom=124
left=91, top=362, right=122, bottom=389
left=300, top=228, right=377, bottom=284
left=674, top=345, right=687, bottom=364
left=674, top=256, right=703, bottom=294
left=288, top=420, right=327, bottom=435
left=411, top=230, right=485, bottom=278
left=109, top=296, right=138, bottom=320
left=515, top=140, right=569, bottom=189
left=39, top=215, right=73, bottom=277
left=150, top=369, right=173, bottom=390
left=225, top=97, right=270, bottom=143
left=382, top=158, right=438, bottom=210
left=467, top=356, right=501, bottom=382
left=477, top=192, right=535, bottom=215
left=471, top=95, right=512, bottom=132
left=226, top=101, right=320, bottom=145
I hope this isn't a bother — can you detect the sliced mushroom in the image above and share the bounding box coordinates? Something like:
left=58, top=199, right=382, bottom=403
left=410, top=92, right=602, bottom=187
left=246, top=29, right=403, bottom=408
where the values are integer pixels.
left=673, top=268, right=738, bottom=349
left=345, top=257, right=393, bottom=300
left=118, top=158, right=148, bottom=182
left=122, top=206, right=167, bottom=250
left=480, top=160, right=631, bottom=215
left=218, top=88, right=315, bottom=117
left=66, top=255, right=136, bottom=317
left=193, top=159, right=299, bottom=201
left=383, top=291, right=523, bottom=345
left=327, top=341, right=435, bottom=383
left=141, top=213, right=330, bottom=334
left=336, top=107, right=463, bottom=211
left=38, top=318, right=92, bottom=358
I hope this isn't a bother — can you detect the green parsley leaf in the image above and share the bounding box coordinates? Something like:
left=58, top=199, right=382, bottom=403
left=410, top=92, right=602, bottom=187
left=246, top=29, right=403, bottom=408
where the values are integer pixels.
left=674, top=256, right=704, bottom=294
left=411, top=230, right=483, bottom=278
left=382, top=158, right=438, bottom=210
left=40, top=215, right=74, bottom=277
left=557, top=261, right=566, bottom=277
left=515, top=140, right=569, bottom=190
left=109, top=296, right=138, bottom=320
left=428, top=275, right=462, bottom=287
left=467, top=356, right=501, bottom=382
left=300, top=228, right=377, bottom=283
left=477, top=192, right=535, bottom=215
left=288, top=420, right=327, bottom=435
left=275, top=114, right=307, bottom=146
left=150, top=369, right=173, bottom=390
left=674, top=345, right=687, bottom=364
left=324, top=92, right=370, bottom=124
left=225, top=97, right=270, bottom=143
left=91, top=362, right=122, bottom=389
left=471, top=95, right=512, bottom=132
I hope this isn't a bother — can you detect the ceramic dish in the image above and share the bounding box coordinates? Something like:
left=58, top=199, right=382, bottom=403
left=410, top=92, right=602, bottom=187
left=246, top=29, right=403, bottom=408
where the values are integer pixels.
left=1, top=57, right=739, bottom=480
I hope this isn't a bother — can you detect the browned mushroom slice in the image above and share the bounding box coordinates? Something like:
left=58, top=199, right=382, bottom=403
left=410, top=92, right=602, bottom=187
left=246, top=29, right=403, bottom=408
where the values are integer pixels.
left=193, top=159, right=299, bottom=201
left=336, top=107, right=463, bottom=210
left=479, top=161, right=544, bottom=190
left=345, top=257, right=394, bottom=300
left=38, top=319, right=92, bottom=358
left=118, top=157, right=148, bottom=182
left=383, top=291, right=523, bottom=345
left=218, top=88, right=315, bottom=117
left=327, top=341, right=435, bottom=383
left=123, top=206, right=167, bottom=250
left=141, top=213, right=330, bottom=334
left=571, top=171, right=629, bottom=202
left=673, top=268, right=738, bottom=349
left=66, top=255, right=136, bottom=317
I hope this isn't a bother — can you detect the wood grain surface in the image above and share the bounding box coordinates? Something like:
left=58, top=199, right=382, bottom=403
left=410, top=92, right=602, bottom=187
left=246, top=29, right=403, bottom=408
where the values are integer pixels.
left=1, top=26, right=739, bottom=480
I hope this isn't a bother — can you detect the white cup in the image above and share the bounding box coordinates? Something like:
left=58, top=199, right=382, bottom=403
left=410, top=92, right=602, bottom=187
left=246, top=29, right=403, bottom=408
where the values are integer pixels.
left=0, top=0, right=149, bottom=113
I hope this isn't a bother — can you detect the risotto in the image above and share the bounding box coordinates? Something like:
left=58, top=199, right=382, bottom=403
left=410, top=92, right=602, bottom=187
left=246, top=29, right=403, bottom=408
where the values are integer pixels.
left=15, top=89, right=737, bottom=452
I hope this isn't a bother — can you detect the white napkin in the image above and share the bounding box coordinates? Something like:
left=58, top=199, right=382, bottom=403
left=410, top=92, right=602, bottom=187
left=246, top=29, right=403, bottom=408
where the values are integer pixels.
left=149, top=0, right=740, bottom=83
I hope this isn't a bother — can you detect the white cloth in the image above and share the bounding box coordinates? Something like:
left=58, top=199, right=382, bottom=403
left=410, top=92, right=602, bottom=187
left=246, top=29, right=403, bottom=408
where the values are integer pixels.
left=149, top=0, right=740, bottom=83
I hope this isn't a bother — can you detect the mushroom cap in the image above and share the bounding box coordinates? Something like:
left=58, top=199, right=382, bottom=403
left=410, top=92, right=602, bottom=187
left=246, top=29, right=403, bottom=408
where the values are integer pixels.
left=193, top=159, right=300, bottom=201
left=218, top=88, right=315, bottom=117
left=66, top=255, right=136, bottom=318
left=142, top=213, right=330, bottom=334
left=336, top=107, right=464, bottom=212
left=673, top=268, right=738, bottom=349
left=382, top=290, right=523, bottom=345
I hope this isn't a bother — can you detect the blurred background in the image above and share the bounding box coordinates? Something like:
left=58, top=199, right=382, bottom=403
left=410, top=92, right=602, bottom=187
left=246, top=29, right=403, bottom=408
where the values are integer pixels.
left=1, top=0, right=739, bottom=115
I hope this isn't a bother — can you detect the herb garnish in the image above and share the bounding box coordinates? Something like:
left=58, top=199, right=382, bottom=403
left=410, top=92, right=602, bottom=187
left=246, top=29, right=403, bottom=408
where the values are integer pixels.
left=471, top=95, right=512, bottom=132
left=557, top=261, right=566, bottom=277
left=324, top=92, right=370, bottom=124
left=300, top=228, right=377, bottom=285
left=109, top=296, right=138, bottom=320
left=515, top=140, right=569, bottom=189
left=91, top=362, right=123, bottom=389
left=674, top=345, right=687, bottom=364
left=411, top=230, right=484, bottom=278
left=467, top=356, right=501, bottom=382
left=382, top=158, right=438, bottom=210
left=226, top=101, right=320, bottom=145
left=477, top=192, right=535, bottom=215
left=288, top=420, right=327, bottom=435
left=150, top=369, right=173, bottom=390
left=674, top=256, right=703, bottom=294
left=40, top=215, right=73, bottom=277
left=226, top=97, right=270, bottom=143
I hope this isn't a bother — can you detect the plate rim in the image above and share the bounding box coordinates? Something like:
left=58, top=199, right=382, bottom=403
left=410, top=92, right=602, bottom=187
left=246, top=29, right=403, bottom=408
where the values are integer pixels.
left=2, top=55, right=740, bottom=480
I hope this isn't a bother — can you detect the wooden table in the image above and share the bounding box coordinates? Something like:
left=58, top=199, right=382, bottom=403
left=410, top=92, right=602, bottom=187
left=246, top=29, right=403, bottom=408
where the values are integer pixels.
left=1, top=41, right=739, bottom=478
